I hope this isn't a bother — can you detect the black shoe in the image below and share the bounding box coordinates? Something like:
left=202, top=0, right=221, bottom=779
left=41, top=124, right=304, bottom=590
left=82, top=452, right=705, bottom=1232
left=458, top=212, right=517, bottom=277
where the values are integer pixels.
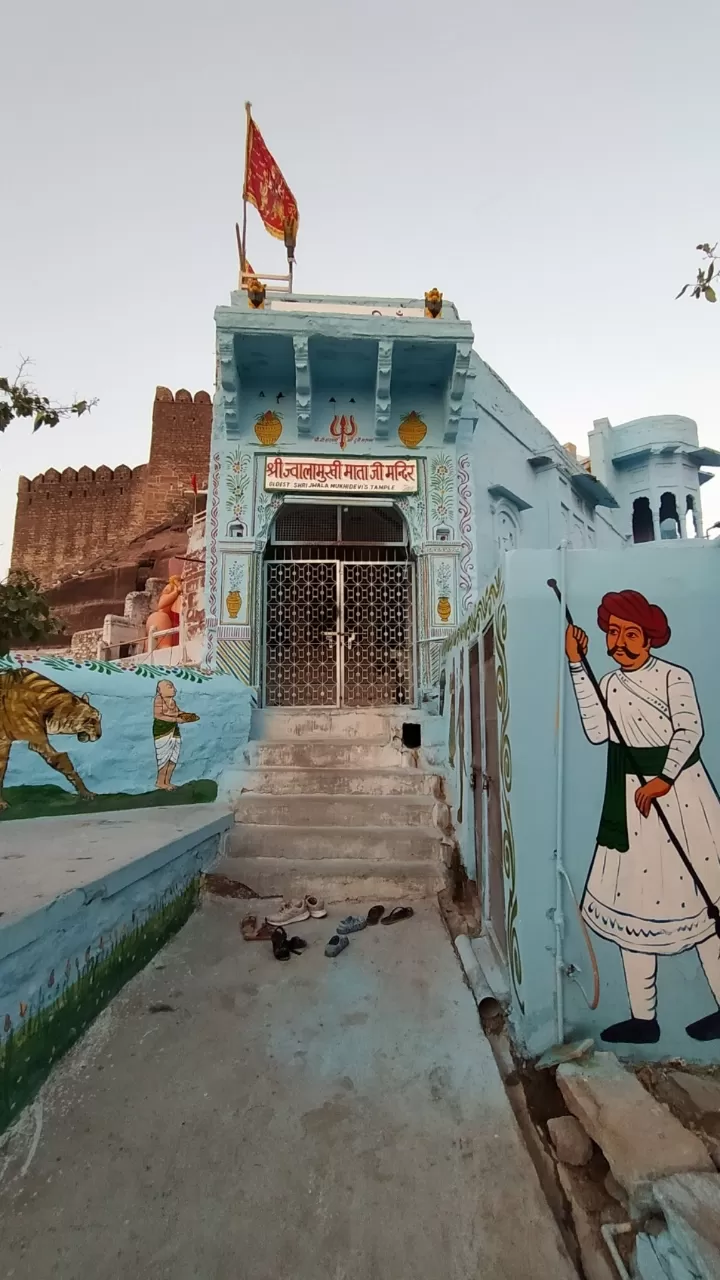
left=271, top=927, right=291, bottom=961
left=686, top=1010, right=720, bottom=1041
left=600, top=1017, right=660, bottom=1044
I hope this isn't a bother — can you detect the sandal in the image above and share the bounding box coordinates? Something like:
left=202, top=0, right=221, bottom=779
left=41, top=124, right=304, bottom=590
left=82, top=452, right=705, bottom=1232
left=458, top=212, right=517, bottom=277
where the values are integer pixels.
left=366, top=905, right=385, bottom=926
left=381, top=905, right=414, bottom=925
left=241, top=914, right=274, bottom=942
left=325, top=935, right=349, bottom=958
left=288, top=936, right=307, bottom=954
left=337, top=915, right=367, bottom=935
left=271, top=927, right=291, bottom=961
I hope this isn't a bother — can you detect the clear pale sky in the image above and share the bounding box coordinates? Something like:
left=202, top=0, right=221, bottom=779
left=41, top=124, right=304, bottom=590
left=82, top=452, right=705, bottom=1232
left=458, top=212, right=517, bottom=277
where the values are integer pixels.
left=2, top=0, right=720, bottom=574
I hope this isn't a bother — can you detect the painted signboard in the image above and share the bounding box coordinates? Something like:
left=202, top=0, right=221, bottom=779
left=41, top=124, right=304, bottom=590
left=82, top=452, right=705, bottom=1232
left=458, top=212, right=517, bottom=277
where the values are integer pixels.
left=264, top=456, right=418, bottom=495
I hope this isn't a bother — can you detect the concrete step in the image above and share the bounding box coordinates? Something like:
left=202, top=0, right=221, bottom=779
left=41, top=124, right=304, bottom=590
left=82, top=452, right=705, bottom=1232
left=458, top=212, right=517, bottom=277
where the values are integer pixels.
left=212, top=854, right=444, bottom=903
left=248, top=740, right=412, bottom=769
left=226, top=823, right=443, bottom=862
left=239, top=767, right=440, bottom=797
left=234, top=793, right=435, bottom=829
left=250, top=708, right=415, bottom=743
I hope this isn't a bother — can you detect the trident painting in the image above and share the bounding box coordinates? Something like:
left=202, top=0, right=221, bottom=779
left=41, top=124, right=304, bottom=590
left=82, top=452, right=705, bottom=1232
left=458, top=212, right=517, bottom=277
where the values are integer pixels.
left=564, top=588, right=720, bottom=1044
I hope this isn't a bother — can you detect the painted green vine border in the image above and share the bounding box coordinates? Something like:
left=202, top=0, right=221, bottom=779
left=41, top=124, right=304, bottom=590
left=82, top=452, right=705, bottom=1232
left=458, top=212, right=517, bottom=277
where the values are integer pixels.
left=0, top=656, right=212, bottom=681
left=440, top=569, right=524, bottom=1012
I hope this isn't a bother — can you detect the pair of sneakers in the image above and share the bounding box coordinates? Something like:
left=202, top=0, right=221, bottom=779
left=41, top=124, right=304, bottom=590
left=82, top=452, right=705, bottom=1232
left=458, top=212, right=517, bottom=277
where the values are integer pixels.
left=266, top=896, right=327, bottom=928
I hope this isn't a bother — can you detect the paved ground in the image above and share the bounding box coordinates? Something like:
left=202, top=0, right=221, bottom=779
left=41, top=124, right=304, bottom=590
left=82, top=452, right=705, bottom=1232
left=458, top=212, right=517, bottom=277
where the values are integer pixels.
left=0, top=805, right=231, bottom=923
left=0, top=897, right=577, bottom=1280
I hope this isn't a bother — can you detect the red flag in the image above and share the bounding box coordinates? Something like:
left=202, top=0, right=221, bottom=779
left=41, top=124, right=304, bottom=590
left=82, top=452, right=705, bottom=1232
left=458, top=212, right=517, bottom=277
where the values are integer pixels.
left=244, top=110, right=299, bottom=252
left=190, top=474, right=198, bottom=495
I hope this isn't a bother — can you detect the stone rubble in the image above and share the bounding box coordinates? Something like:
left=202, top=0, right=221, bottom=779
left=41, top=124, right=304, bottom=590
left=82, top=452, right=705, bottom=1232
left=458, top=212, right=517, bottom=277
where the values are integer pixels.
left=556, top=1052, right=714, bottom=1211
left=547, top=1114, right=594, bottom=1167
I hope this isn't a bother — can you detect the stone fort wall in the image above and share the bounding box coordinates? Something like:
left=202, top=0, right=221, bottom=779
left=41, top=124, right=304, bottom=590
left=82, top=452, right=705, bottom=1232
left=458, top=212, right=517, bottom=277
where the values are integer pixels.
left=11, top=387, right=212, bottom=587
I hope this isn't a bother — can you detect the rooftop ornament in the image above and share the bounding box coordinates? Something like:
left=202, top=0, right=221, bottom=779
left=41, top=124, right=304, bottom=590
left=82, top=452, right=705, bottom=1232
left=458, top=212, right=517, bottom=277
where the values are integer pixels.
left=425, top=288, right=443, bottom=319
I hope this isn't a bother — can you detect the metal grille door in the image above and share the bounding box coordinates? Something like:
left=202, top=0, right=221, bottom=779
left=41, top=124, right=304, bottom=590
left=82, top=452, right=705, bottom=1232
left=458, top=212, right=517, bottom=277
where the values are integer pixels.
left=264, top=557, right=414, bottom=708
left=342, top=563, right=414, bottom=707
left=264, top=561, right=339, bottom=707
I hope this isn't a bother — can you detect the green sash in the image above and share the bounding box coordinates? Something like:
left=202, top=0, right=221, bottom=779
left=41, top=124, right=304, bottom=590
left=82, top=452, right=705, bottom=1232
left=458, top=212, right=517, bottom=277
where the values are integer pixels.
left=152, top=718, right=180, bottom=740
left=597, top=742, right=700, bottom=852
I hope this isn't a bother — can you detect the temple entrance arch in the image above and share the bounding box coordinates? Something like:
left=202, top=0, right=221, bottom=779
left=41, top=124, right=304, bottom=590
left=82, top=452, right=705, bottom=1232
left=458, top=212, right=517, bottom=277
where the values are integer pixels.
left=262, top=502, right=416, bottom=708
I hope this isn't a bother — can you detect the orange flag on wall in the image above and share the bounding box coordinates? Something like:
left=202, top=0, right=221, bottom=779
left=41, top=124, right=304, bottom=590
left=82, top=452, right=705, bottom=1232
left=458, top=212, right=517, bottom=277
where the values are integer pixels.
left=244, top=107, right=299, bottom=254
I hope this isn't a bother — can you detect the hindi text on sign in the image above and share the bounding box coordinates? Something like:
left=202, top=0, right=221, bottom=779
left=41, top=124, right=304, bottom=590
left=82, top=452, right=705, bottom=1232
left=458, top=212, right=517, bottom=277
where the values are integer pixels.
left=264, top=457, right=418, bottom=495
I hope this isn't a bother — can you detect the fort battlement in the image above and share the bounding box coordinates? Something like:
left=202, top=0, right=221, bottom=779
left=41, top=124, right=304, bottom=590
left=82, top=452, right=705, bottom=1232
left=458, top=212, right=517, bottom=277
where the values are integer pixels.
left=11, top=387, right=212, bottom=587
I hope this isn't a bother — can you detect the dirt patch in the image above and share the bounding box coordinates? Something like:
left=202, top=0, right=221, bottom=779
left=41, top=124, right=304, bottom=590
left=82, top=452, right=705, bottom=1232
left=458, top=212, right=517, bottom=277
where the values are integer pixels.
left=202, top=875, right=257, bottom=899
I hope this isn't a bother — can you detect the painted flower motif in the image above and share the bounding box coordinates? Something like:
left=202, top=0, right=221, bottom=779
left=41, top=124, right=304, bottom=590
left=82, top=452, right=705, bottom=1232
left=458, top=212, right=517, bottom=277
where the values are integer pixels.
left=435, top=464, right=449, bottom=478
left=232, top=462, right=241, bottom=473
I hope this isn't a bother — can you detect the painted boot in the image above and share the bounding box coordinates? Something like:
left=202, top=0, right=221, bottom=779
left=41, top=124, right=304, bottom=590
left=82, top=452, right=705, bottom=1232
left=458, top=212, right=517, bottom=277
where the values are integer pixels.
left=686, top=1010, right=720, bottom=1041
left=600, top=1017, right=660, bottom=1044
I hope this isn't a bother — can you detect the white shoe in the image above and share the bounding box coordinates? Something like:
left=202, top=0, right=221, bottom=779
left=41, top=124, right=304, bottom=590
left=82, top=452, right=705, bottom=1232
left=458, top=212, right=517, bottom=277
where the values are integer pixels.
left=266, top=899, right=311, bottom=928
left=305, top=895, right=327, bottom=919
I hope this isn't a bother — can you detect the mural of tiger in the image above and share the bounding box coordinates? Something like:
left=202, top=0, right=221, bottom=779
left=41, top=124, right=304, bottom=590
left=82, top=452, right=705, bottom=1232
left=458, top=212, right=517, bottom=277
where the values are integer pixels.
left=0, top=669, right=102, bottom=810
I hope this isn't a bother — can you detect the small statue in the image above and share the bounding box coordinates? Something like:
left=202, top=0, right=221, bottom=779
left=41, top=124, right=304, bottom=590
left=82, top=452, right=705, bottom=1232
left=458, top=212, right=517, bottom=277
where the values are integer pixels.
left=146, top=575, right=182, bottom=650
left=425, top=288, right=443, bottom=319
left=247, top=277, right=266, bottom=309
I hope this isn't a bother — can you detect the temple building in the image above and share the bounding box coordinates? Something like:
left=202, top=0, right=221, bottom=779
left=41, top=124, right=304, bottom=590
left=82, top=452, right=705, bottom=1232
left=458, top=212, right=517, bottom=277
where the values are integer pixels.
left=205, top=288, right=718, bottom=702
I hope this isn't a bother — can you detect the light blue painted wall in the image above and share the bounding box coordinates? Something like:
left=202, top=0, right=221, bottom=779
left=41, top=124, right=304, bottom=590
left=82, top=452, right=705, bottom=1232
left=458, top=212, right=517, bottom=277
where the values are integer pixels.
left=440, top=541, right=720, bottom=1064
left=0, top=658, right=253, bottom=802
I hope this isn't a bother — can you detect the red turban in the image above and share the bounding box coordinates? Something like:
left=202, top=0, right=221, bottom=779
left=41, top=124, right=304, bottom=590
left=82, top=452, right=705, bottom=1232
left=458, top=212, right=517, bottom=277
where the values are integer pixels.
left=597, top=590, right=671, bottom=648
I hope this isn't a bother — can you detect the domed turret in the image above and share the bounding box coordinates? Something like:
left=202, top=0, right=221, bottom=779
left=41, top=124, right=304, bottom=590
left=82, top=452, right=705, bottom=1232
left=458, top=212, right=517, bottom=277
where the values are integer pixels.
left=588, top=414, right=720, bottom=543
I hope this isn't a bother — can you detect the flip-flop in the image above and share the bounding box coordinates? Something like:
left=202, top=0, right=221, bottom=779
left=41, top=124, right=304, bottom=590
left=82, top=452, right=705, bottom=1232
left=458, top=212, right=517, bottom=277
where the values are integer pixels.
left=271, top=928, right=291, bottom=961
left=366, top=905, right=385, bottom=926
left=381, top=905, right=414, bottom=925
left=288, top=936, right=307, bottom=954
left=325, top=935, right=350, bottom=958
left=337, top=916, right=367, bottom=935
left=241, top=914, right=274, bottom=942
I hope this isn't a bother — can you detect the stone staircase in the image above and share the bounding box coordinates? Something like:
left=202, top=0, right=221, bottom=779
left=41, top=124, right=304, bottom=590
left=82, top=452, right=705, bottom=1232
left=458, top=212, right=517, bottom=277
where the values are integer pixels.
left=216, top=709, right=447, bottom=903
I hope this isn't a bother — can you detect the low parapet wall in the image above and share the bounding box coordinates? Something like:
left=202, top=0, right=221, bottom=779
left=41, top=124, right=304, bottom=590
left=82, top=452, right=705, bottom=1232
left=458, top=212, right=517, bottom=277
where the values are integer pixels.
left=0, top=805, right=232, bottom=1132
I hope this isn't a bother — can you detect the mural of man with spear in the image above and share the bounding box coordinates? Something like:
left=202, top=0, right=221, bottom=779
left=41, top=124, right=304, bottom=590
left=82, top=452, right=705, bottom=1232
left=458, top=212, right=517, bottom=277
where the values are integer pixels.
left=556, top=584, right=720, bottom=1044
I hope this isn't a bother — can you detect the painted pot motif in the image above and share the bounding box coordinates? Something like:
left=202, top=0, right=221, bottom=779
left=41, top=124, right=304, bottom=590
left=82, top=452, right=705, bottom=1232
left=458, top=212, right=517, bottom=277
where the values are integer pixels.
left=436, top=596, right=452, bottom=623
left=226, top=591, right=242, bottom=619
left=254, top=411, right=283, bottom=446
left=398, top=411, right=427, bottom=449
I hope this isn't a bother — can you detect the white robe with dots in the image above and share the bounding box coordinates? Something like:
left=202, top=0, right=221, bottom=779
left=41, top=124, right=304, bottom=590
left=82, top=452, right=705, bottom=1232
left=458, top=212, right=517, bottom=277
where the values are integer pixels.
left=570, top=656, right=720, bottom=955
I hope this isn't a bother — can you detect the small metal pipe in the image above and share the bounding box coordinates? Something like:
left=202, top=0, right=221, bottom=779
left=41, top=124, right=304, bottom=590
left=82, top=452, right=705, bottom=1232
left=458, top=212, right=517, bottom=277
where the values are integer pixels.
left=554, top=540, right=569, bottom=1045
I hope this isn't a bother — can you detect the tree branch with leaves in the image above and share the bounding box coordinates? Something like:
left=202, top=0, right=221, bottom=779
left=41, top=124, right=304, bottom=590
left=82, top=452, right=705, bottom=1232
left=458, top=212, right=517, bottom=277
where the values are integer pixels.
left=0, top=571, right=64, bottom=659
left=0, top=358, right=96, bottom=431
left=677, top=243, right=718, bottom=303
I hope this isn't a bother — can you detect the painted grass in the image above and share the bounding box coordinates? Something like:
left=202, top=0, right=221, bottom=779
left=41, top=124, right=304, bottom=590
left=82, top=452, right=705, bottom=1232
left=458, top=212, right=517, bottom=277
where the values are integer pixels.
left=0, top=779, right=218, bottom=822
left=0, top=879, right=200, bottom=1134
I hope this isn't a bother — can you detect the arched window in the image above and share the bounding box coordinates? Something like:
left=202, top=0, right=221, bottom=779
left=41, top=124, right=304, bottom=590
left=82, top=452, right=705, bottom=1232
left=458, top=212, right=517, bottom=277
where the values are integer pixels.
left=685, top=495, right=699, bottom=539
left=227, top=519, right=246, bottom=538
left=493, top=505, right=519, bottom=553
left=632, top=496, right=655, bottom=543
left=659, top=492, right=681, bottom=539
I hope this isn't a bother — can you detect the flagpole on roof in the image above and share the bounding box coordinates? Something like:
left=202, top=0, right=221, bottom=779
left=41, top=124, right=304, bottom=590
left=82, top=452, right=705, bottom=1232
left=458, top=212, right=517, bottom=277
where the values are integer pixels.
left=240, top=101, right=252, bottom=288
